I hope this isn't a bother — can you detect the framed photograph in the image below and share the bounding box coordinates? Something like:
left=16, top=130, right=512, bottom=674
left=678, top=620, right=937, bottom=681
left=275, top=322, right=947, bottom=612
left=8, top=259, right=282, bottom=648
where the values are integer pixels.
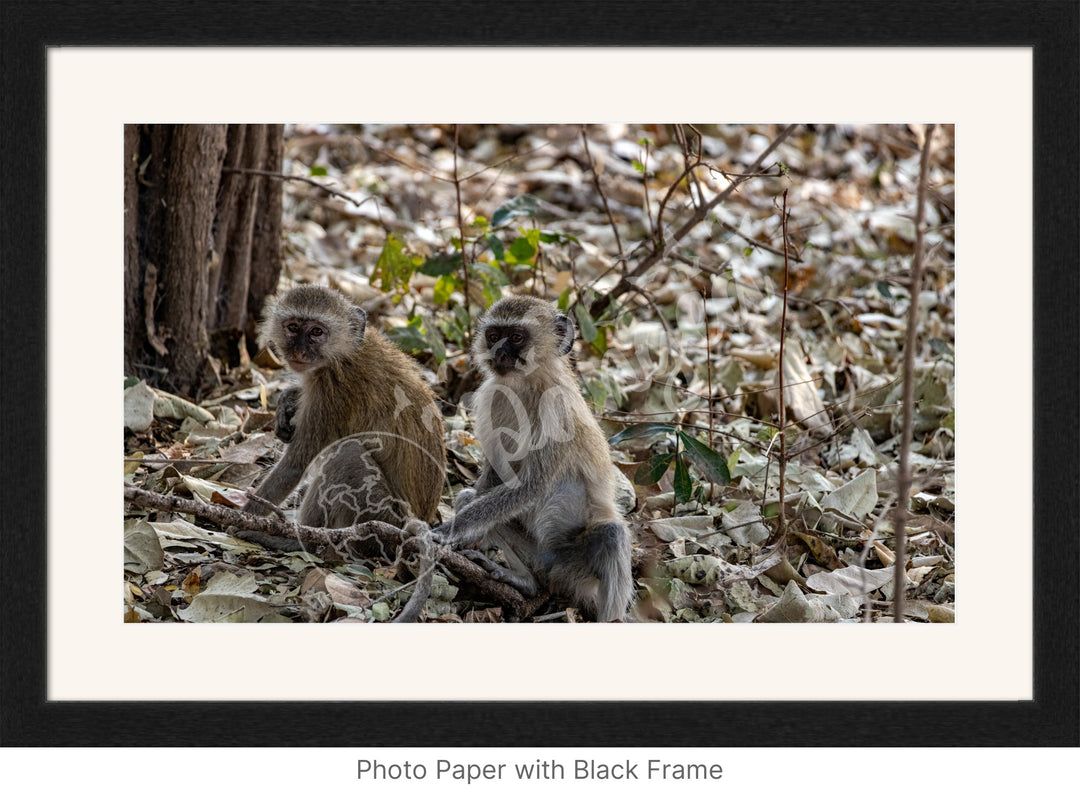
left=1, top=0, right=1076, bottom=761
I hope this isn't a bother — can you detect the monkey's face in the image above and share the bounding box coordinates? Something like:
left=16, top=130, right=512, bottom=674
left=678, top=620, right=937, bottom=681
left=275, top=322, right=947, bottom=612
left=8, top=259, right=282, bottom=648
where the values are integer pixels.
left=279, top=317, right=330, bottom=373
left=482, top=325, right=530, bottom=376
left=475, top=298, right=576, bottom=381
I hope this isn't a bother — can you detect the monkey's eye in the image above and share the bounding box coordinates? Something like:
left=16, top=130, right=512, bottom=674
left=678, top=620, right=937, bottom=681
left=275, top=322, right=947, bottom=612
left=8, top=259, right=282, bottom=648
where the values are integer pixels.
left=310, top=326, right=325, bottom=338
left=509, top=332, right=524, bottom=344
left=486, top=331, right=501, bottom=346
left=286, top=323, right=300, bottom=334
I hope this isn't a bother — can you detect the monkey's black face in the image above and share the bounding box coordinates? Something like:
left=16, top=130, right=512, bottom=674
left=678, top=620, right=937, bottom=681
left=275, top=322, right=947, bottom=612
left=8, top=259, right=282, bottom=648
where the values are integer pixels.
left=483, top=325, right=529, bottom=375
left=281, top=317, right=329, bottom=372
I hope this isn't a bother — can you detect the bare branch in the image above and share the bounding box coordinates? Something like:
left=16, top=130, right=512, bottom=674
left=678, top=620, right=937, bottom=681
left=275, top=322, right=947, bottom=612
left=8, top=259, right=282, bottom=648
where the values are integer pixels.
left=892, top=124, right=937, bottom=623
left=776, top=188, right=791, bottom=539
left=221, top=166, right=373, bottom=209
left=452, top=125, right=473, bottom=345
left=123, top=484, right=531, bottom=616
left=580, top=126, right=627, bottom=269
left=591, top=124, right=798, bottom=318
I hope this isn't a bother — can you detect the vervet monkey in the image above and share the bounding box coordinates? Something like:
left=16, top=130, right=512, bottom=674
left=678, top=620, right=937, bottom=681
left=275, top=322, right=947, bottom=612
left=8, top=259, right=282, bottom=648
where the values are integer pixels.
left=433, top=296, right=634, bottom=621
left=244, top=286, right=446, bottom=528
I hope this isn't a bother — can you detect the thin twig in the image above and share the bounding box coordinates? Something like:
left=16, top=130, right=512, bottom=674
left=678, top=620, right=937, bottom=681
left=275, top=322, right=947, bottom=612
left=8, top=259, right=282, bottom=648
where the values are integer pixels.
left=673, top=124, right=705, bottom=209
left=717, top=219, right=801, bottom=262
left=776, top=189, right=791, bottom=539
left=453, top=125, right=473, bottom=345
left=702, top=288, right=716, bottom=498
left=221, top=166, right=373, bottom=208
left=460, top=141, right=552, bottom=182
left=655, top=157, right=705, bottom=251
left=391, top=529, right=436, bottom=623
left=892, top=124, right=936, bottom=623
left=580, top=127, right=627, bottom=268
left=640, top=138, right=655, bottom=241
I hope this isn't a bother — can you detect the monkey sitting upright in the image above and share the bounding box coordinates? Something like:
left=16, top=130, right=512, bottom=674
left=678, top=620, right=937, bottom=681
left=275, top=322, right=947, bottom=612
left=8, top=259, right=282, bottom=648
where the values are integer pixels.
left=432, top=295, right=634, bottom=621
left=244, top=285, right=446, bottom=528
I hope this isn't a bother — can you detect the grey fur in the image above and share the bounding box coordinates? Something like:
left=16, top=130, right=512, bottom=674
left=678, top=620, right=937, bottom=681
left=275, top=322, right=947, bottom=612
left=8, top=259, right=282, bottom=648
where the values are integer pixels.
left=433, top=296, right=634, bottom=621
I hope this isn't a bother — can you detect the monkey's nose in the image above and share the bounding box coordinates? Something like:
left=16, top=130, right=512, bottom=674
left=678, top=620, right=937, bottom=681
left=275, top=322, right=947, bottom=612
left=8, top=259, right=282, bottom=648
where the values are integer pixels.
left=491, top=352, right=520, bottom=374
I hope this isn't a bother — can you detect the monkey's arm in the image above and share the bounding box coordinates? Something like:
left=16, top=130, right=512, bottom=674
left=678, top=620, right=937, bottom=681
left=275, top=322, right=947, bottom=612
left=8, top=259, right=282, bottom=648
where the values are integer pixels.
left=447, top=463, right=502, bottom=515
left=432, top=461, right=551, bottom=546
left=245, top=437, right=321, bottom=515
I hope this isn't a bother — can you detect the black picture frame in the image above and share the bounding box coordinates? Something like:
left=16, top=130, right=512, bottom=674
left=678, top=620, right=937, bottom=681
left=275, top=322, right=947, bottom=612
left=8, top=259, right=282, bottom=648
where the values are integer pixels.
left=2, top=0, right=1077, bottom=748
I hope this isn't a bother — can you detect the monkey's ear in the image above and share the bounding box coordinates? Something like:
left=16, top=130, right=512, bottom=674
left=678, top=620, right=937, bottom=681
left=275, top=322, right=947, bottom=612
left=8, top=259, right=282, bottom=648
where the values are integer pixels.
left=350, top=307, right=367, bottom=341
left=554, top=313, right=575, bottom=356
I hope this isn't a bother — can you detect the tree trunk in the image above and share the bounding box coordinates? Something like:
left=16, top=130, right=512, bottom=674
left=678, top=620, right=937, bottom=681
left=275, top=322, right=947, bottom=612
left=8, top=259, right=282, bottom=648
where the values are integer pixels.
left=124, top=124, right=284, bottom=397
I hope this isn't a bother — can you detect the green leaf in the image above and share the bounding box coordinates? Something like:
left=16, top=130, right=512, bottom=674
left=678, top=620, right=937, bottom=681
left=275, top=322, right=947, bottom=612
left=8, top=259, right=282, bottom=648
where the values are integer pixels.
left=941, top=409, right=955, bottom=432
left=585, top=378, right=608, bottom=409
left=635, top=453, right=675, bottom=486
left=438, top=304, right=471, bottom=348
left=538, top=230, right=579, bottom=245
left=422, top=317, right=446, bottom=363
left=673, top=453, right=692, bottom=504
left=590, top=325, right=608, bottom=356
left=417, top=252, right=462, bottom=278
left=557, top=287, right=571, bottom=312
left=508, top=236, right=536, bottom=263
left=726, top=447, right=742, bottom=478
left=372, top=234, right=418, bottom=293
left=433, top=274, right=458, bottom=306
left=632, top=159, right=646, bottom=174
left=385, top=324, right=429, bottom=353
left=608, top=422, right=676, bottom=446
left=469, top=262, right=509, bottom=306
left=574, top=304, right=598, bottom=344
left=876, top=280, right=893, bottom=299
left=309, top=166, right=328, bottom=177
left=470, top=261, right=510, bottom=289
left=677, top=431, right=731, bottom=485
left=491, top=194, right=540, bottom=228
left=486, top=233, right=505, bottom=262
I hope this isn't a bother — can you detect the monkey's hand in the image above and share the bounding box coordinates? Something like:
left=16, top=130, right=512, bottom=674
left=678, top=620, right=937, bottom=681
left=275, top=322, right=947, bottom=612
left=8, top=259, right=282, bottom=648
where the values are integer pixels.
left=429, top=489, right=480, bottom=545
left=431, top=519, right=481, bottom=547
left=274, top=386, right=301, bottom=443
left=434, top=478, right=535, bottom=547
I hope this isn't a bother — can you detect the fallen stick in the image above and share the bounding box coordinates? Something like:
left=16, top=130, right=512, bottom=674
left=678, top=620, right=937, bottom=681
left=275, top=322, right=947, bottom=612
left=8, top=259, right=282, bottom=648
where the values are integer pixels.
left=123, top=483, right=534, bottom=618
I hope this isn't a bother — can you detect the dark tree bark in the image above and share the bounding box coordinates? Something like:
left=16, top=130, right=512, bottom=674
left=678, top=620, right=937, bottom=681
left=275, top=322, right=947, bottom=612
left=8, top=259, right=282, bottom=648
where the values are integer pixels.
left=124, top=124, right=284, bottom=397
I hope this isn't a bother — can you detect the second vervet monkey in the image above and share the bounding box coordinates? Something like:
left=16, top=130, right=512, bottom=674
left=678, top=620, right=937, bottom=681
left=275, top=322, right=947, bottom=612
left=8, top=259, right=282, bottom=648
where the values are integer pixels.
left=433, top=295, right=634, bottom=621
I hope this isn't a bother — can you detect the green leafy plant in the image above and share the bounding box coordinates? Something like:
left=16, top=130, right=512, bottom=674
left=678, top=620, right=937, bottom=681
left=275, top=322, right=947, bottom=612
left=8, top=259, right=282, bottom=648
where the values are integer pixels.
left=371, top=233, right=423, bottom=301
left=373, top=194, right=589, bottom=356
left=385, top=314, right=446, bottom=363
left=609, top=423, right=731, bottom=505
